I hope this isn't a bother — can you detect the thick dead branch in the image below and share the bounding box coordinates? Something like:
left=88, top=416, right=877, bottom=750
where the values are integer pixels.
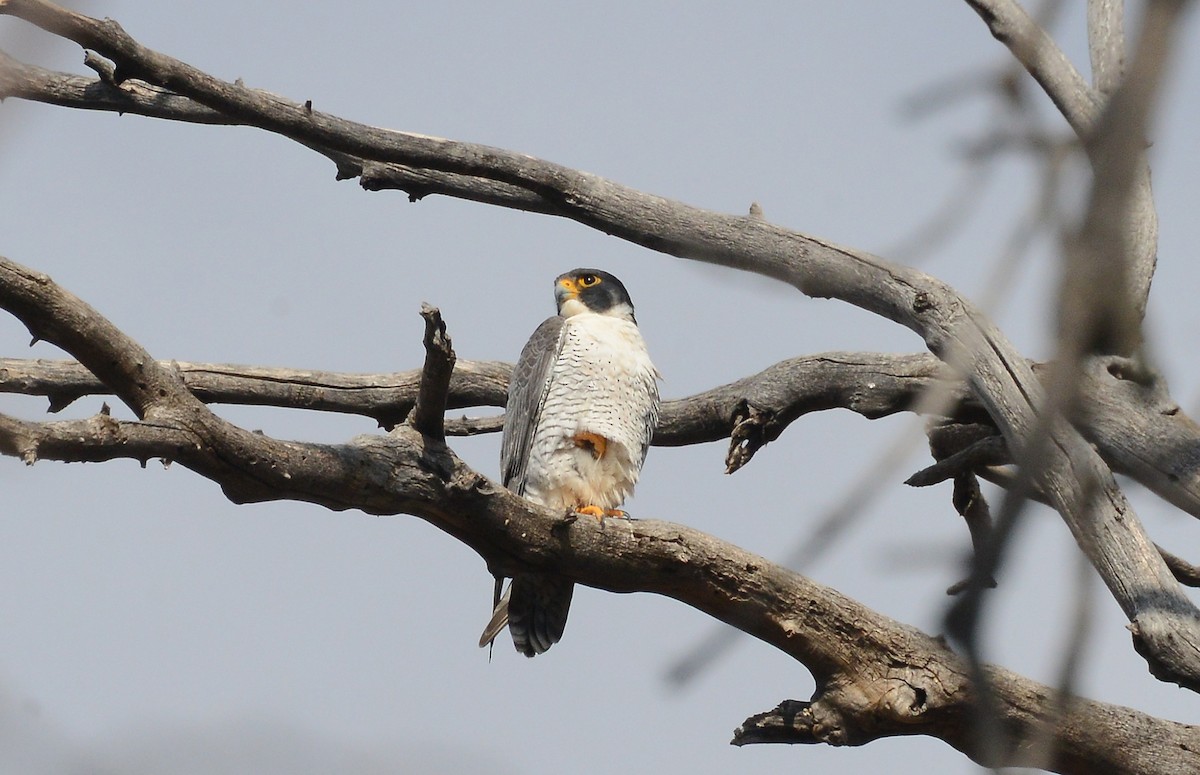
left=3, top=252, right=1198, bottom=772
left=0, top=356, right=510, bottom=428
left=731, top=686, right=1199, bottom=775
left=963, top=0, right=1189, bottom=702
left=10, top=351, right=1200, bottom=521
left=6, top=405, right=1197, bottom=775
left=0, top=48, right=231, bottom=122
left=3, top=0, right=1200, bottom=701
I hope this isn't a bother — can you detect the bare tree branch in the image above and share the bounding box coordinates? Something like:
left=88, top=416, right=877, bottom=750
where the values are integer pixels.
left=406, top=304, right=455, bottom=441
left=1159, top=547, right=1200, bottom=588
left=907, top=432, right=1009, bottom=488
left=0, top=253, right=1197, bottom=773
left=730, top=685, right=1199, bottom=774
left=0, top=257, right=383, bottom=509
left=2, top=0, right=1200, bottom=755
left=1088, top=0, right=1126, bottom=95
left=963, top=0, right=1102, bottom=134
left=6, top=406, right=1197, bottom=774
left=947, top=474, right=998, bottom=595
left=22, top=339, right=1197, bottom=689
left=964, top=0, right=1161, bottom=322
left=0, top=48, right=232, bottom=122
left=0, top=2, right=1195, bottom=663
left=8, top=351, right=1200, bottom=521
left=1062, top=0, right=1184, bottom=359
left=953, top=0, right=1192, bottom=701
left=0, top=356, right=511, bottom=427
left=0, top=351, right=958, bottom=436
left=913, top=425, right=1200, bottom=590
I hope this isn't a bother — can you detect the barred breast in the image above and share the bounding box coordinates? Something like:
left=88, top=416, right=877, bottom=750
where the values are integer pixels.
left=523, top=312, right=660, bottom=512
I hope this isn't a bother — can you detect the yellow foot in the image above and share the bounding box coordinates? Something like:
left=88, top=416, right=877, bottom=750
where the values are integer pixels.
left=575, top=505, right=628, bottom=521
left=573, top=432, right=608, bottom=460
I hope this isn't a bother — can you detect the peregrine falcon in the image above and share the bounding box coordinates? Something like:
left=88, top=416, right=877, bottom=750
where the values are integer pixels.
left=479, top=268, right=660, bottom=657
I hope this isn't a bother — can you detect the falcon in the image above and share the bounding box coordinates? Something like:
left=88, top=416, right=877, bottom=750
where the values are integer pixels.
left=479, top=268, right=660, bottom=656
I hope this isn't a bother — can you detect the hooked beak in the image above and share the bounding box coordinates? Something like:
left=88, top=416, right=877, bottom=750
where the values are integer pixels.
left=555, top=276, right=579, bottom=307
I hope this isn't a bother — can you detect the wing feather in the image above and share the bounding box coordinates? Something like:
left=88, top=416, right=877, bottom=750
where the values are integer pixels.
left=637, top=375, right=661, bottom=469
left=500, top=316, right=565, bottom=494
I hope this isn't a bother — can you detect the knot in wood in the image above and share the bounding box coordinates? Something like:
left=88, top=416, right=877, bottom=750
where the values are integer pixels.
left=725, top=400, right=776, bottom=474
left=911, top=291, right=934, bottom=314
left=879, top=678, right=929, bottom=721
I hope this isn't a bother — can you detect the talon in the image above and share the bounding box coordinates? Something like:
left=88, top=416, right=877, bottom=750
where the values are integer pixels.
left=551, top=511, right=578, bottom=536
left=576, top=505, right=606, bottom=521
left=574, top=505, right=628, bottom=522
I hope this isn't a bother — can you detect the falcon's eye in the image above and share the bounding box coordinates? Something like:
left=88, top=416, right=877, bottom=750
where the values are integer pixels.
left=579, top=274, right=601, bottom=288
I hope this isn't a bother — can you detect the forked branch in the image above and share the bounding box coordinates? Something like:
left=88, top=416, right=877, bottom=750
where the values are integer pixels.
left=0, top=253, right=1196, bottom=774
left=0, top=0, right=1197, bottom=690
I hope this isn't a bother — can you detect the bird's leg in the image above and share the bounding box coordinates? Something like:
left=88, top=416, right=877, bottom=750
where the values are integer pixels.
left=574, top=504, right=629, bottom=522
left=570, top=432, right=628, bottom=521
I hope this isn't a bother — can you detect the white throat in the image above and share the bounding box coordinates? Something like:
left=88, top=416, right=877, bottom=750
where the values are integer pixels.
left=559, top=298, right=635, bottom=322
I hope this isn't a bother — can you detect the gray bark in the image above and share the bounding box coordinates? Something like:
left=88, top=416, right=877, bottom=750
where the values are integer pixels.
left=1, top=1, right=1197, bottom=771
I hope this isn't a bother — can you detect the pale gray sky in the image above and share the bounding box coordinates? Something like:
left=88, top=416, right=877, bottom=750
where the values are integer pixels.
left=3, top=2, right=1199, bottom=773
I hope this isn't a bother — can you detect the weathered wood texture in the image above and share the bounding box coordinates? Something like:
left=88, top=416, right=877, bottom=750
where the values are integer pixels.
left=1, top=0, right=1198, bottom=771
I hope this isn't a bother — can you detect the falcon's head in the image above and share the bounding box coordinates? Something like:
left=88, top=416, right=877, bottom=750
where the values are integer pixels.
left=555, top=268, right=636, bottom=322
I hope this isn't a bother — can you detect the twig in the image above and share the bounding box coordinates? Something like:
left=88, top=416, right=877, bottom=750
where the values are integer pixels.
left=406, top=304, right=455, bottom=440
left=946, top=474, right=998, bottom=595
left=1087, top=0, right=1126, bottom=96
left=963, top=0, right=1102, bottom=134
left=964, top=0, right=1162, bottom=325
left=906, top=435, right=1009, bottom=487
left=1157, top=546, right=1200, bottom=588
left=668, top=419, right=925, bottom=686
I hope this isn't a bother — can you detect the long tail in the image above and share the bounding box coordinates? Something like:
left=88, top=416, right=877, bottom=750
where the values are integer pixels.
left=479, top=577, right=510, bottom=651
left=478, top=574, right=574, bottom=657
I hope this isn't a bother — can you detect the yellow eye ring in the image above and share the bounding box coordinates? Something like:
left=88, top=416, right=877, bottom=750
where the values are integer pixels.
left=579, top=274, right=600, bottom=288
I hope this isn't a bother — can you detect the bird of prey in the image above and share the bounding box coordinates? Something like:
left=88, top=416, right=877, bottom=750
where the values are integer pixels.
left=479, top=268, right=660, bottom=656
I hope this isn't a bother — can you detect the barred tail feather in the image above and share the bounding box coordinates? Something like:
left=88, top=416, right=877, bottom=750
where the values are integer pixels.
left=478, top=574, right=574, bottom=656
left=507, top=573, right=574, bottom=657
